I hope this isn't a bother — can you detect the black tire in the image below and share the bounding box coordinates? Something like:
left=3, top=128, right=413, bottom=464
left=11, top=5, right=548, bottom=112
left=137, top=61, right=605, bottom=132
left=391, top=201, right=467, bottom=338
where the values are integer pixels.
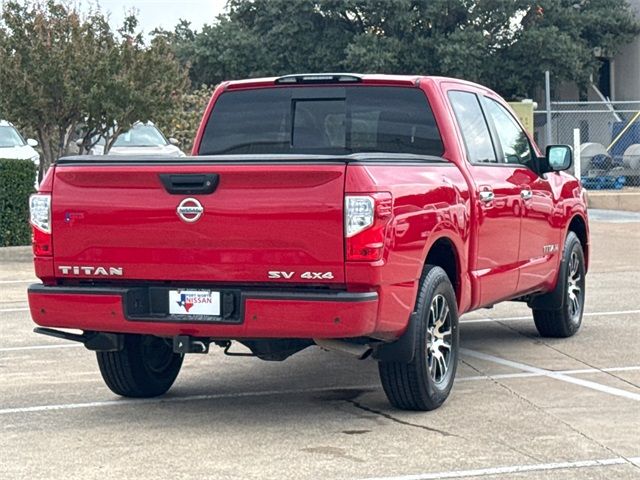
left=533, top=232, right=586, bottom=338
left=97, top=334, right=183, bottom=398
left=378, top=265, right=459, bottom=411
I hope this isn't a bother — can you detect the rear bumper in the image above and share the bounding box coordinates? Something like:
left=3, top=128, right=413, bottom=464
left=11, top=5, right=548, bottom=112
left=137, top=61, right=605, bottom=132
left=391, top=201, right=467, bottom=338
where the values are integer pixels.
left=27, top=284, right=379, bottom=339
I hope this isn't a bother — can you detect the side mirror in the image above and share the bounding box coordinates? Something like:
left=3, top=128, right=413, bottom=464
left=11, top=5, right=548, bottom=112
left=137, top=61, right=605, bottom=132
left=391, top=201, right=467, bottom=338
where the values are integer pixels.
left=168, top=137, right=181, bottom=146
left=27, top=138, right=38, bottom=147
left=544, top=145, right=573, bottom=172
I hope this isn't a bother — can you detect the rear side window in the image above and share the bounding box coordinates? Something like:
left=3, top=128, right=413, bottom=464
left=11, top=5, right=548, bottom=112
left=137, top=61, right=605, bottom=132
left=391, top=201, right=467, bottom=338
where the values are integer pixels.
left=448, top=91, right=497, bottom=163
left=199, top=87, right=443, bottom=156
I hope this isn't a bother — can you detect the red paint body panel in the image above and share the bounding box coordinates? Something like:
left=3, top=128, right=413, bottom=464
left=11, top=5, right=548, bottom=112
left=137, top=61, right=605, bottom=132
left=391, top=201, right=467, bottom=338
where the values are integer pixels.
left=51, top=164, right=346, bottom=284
left=28, top=291, right=378, bottom=339
left=30, top=74, right=590, bottom=342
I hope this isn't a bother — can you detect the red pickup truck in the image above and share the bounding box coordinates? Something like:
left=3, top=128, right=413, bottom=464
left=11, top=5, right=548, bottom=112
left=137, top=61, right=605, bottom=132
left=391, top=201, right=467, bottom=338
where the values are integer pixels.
left=28, top=74, right=589, bottom=411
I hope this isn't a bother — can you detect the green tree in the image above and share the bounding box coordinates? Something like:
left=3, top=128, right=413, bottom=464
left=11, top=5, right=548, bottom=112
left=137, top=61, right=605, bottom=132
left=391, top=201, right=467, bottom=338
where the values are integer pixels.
left=171, top=0, right=639, bottom=99
left=155, top=85, right=213, bottom=153
left=0, top=1, right=189, bottom=175
left=0, top=1, right=110, bottom=177
left=77, top=15, right=189, bottom=154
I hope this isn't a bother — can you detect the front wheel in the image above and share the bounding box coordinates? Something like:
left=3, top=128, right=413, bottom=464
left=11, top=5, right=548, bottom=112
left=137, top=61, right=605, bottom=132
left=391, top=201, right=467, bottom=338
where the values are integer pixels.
left=378, top=265, right=459, bottom=411
left=533, top=231, right=586, bottom=338
left=97, top=334, right=183, bottom=398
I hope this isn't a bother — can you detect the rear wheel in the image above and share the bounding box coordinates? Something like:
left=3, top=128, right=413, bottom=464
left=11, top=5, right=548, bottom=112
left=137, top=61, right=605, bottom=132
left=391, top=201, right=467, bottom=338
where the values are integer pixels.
left=97, top=334, right=183, bottom=398
left=378, top=265, right=459, bottom=411
left=533, top=232, right=586, bottom=338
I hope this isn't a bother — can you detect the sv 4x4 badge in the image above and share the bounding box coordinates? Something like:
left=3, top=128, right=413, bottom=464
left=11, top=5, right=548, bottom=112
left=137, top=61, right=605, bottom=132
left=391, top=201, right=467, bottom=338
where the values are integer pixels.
left=268, top=271, right=334, bottom=280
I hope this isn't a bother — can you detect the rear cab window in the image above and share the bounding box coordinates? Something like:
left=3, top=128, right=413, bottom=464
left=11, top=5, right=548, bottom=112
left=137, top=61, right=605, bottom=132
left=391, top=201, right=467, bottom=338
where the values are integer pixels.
left=199, top=87, right=444, bottom=157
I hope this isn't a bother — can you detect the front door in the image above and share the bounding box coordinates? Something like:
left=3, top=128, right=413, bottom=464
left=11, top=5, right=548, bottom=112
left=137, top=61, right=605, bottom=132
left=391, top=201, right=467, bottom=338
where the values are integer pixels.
left=482, top=97, right=558, bottom=294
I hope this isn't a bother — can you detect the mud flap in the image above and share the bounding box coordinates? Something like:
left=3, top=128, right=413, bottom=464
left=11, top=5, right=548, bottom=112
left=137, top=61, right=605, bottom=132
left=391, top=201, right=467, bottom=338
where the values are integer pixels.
left=372, top=312, right=418, bottom=364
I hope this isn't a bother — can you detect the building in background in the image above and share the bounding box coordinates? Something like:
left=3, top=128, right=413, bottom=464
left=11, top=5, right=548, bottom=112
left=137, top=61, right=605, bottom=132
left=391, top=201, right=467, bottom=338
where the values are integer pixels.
left=532, top=1, right=640, bottom=187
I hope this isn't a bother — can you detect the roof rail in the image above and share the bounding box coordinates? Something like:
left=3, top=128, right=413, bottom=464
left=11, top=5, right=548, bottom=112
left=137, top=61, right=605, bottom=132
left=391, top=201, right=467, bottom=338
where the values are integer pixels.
left=275, top=73, right=362, bottom=85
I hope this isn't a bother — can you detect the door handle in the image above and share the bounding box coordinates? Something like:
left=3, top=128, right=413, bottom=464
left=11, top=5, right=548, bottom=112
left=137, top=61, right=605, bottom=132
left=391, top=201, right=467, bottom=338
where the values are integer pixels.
left=479, top=191, right=495, bottom=203
left=159, top=174, right=219, bottom=195
left=520, top=189, right=532, bottom=200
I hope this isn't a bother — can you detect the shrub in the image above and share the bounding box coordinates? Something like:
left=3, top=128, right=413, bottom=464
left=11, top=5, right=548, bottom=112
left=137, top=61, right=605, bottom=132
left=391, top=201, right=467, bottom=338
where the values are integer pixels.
left=0, top=158, right=37, bottom=246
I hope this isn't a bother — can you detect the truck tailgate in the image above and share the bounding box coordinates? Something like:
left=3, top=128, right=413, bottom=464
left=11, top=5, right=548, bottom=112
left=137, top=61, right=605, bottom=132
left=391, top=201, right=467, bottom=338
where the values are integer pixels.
left=51, top=161, right=346, bottom=284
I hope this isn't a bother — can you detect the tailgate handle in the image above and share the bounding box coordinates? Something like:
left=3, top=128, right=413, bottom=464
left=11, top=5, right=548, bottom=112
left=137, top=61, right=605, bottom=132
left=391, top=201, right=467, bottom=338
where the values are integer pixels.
left=159, top=174, right=219, bottom=195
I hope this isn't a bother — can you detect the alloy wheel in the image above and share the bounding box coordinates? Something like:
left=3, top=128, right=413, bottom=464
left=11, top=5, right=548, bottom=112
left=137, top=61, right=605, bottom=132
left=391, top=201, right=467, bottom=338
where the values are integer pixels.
left=567, top=250, right=584, bottom=322
left=427, top=294, right=453, bottom=385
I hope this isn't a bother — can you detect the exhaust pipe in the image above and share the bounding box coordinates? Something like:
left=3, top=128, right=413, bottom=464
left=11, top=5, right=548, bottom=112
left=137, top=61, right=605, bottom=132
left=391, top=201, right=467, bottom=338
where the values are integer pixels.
left=314, top=339, right=372, bottom=359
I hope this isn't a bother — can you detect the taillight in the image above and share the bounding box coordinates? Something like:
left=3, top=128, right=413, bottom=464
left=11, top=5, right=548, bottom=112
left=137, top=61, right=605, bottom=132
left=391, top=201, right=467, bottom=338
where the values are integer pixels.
left=345, top=193, right=392, bottom=261
left=29, top=194, right=52, bottom=256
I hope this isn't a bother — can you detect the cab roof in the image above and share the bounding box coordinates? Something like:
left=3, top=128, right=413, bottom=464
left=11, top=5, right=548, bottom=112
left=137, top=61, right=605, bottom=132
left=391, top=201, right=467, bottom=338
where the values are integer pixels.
left=222, top=73, right=493, bottom=94
left=224, top=73, right=423, bottom=90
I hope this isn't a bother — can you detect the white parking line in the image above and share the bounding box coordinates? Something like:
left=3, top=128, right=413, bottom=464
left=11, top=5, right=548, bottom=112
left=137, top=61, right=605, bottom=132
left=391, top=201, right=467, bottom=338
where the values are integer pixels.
left=1, top=364, right=638, bottom=414
left=360, top=456, right=640, bottom=480
left=0, top=279, right=35, bottom=284
left=460, top=309, right=640, bottom=324
left=0, top=344, right=81, bottom=352
left=462, top=349, right=640, bottom=401
left=456, top=365, right=640, bottom=382
left=0, top=385, right=375, bottom=415
left=0, top=307, right=29, bottom=313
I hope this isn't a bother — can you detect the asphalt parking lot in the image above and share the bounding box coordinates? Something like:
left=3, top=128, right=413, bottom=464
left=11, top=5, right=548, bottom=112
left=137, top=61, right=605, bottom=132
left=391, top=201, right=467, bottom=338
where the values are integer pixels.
left=1, top=209, right=639, bottom=480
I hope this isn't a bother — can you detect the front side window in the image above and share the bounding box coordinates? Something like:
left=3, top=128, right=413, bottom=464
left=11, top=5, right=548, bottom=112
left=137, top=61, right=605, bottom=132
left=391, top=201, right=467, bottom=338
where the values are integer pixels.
left=448, top=91, right=496, bottom=163
left=199, top=87, right=444, bottom=157
left=484, top=98, right=532, bottom=165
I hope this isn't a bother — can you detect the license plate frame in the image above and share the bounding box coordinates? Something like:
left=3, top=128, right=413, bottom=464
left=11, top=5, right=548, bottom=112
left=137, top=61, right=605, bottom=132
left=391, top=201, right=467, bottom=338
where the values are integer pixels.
left=168, top=289, right=221, bottom=317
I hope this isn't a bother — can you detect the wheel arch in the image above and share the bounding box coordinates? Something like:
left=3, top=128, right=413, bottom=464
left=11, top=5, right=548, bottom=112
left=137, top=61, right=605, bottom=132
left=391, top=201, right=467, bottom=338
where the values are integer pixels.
left=420, top=234, right=465, bottom=309
left=529, top=214, right=588, bottom=311
left=424, top=237, right=458, bottom=290
left=567, top=214, right=589, bottom=271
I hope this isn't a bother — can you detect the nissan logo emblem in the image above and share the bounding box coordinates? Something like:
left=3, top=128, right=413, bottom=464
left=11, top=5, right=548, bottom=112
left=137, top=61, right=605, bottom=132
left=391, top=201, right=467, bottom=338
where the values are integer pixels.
left=177, top=198, right=204, bottom=223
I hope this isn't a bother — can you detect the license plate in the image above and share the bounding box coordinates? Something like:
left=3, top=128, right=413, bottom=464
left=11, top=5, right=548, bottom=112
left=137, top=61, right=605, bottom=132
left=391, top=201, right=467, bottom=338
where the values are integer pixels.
left=168, top=290, right=220, bottom=316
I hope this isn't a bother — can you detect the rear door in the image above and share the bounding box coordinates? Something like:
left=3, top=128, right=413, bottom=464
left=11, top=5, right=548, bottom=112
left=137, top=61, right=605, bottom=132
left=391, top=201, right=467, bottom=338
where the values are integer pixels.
left=447, top=89, right=522, bottom=307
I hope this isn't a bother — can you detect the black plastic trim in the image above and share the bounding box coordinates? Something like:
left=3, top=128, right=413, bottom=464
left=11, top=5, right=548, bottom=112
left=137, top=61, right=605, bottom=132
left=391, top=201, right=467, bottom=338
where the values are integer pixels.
left=275, top=73, right=362, bottom=85
left=242, top=291, right=377, bottom=303
left=372, top=312, right=418, bottom=363
left=55, top=153, right=449, bottom=166
left=159, top=173, right=219, bottom=195
left=28, top=283, right=127, bottom=296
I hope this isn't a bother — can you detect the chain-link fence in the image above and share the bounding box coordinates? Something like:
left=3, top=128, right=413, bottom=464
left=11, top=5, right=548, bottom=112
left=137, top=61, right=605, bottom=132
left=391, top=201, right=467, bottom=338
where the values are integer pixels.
left=533, top=101, right=640, bottom=189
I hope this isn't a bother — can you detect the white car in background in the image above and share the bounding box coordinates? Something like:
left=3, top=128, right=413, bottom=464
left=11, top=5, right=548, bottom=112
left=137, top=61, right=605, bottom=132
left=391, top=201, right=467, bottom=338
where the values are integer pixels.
left=89, top=122, right=185, bottom=156
left=0, top=120, right=40, bottom=166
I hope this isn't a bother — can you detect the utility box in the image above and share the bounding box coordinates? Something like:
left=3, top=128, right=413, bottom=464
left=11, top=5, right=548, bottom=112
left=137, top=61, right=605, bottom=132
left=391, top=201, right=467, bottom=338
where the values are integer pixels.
left=508, top=100, right=535, bottom=135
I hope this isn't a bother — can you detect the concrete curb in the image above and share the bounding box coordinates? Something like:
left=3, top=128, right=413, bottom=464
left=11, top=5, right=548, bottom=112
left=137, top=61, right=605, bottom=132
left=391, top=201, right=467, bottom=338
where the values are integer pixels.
left=0, top=246, right=32, bottom=262
left=587, top=190, right=640, bottom=212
